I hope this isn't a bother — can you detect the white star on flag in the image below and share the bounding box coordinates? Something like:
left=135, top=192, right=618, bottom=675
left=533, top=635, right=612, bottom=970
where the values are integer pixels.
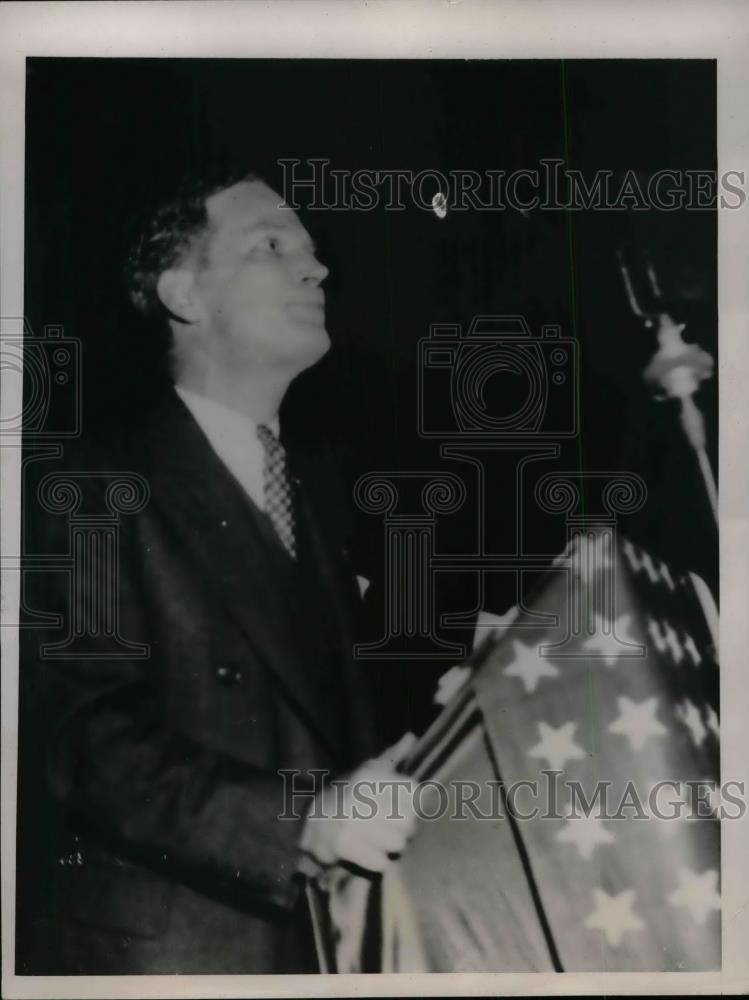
left=555, top=811, right=616, bottom=860
left=705, top=704, right=720, bottom=740
left=608, top=696, right=668, bottom=752
left=658, top=560, right=676, bottom=591
left=621, top=538, right=640, bottom=573
left=675, top=698, right=707, bottom=748
left=639, top=550, right=660, bottom=584
left=647, top=617, right=668, bottom=655
left=663, top=620, right=684, bottom=665
left=682, top=632, right=702, bottom=666
left=584, top=887, right=645, bottom=947
left=528, top=720, right=587, bottom=771
left=667, top=866, right=721, bottom=925
left=582, top=612, right=639, bottom=666
left=503, top=639, right=560, bottom=693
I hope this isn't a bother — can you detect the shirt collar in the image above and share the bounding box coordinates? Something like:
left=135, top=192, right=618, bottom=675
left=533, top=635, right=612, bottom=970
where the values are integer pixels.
left=174, top=384, right=280, bottom=439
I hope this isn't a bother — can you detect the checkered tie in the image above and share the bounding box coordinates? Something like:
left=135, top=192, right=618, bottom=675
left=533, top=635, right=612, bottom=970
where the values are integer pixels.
left=256, top=424, right=297, bottom=559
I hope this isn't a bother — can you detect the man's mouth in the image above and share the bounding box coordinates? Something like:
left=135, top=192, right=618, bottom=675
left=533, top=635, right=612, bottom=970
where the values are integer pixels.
left=289, top=296, right=325, bottom=310
left=288, top=300, right=325, bottom=316
left=287, top=301, right=326, bottom=328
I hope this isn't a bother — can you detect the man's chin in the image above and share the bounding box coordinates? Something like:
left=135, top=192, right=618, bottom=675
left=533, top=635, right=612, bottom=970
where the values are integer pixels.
left=299, top=324, right=331, bottom=359
left=283, top=325, right=331, bottom=375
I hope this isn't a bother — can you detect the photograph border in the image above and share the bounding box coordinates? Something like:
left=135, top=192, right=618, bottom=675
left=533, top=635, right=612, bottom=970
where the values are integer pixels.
left=1, top=2, right=747, bottom=996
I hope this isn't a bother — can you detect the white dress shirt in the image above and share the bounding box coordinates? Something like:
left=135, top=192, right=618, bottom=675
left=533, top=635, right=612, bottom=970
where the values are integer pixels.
left=175, top=384, right=280, bottom=512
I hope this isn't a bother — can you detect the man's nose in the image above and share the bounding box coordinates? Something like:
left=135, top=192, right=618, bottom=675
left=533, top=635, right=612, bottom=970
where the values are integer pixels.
left=298, top=253, right=329, bottom=286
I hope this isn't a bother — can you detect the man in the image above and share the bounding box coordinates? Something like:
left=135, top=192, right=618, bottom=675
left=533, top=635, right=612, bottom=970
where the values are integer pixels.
left=17, top=171, right=415, bottom=974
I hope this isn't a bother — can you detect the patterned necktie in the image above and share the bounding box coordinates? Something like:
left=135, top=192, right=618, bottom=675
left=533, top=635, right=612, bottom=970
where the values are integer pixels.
left=256, top=423, right=297, bottom=559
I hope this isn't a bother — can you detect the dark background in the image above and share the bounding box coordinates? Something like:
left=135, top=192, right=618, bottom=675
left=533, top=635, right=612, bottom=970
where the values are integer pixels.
left=24, top=58, right=718, bottom=737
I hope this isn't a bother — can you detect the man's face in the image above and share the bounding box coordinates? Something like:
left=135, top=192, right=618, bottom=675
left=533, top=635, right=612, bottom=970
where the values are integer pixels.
left=187, top=180, right=330, bottom=373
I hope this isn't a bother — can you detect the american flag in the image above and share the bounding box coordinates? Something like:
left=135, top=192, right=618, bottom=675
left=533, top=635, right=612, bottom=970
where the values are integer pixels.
left=322, top=530, right=720, bottom=972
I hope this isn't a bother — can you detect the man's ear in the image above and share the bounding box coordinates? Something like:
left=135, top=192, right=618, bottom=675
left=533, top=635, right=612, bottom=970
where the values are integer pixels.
left=156, top=268, right=201, bottom=324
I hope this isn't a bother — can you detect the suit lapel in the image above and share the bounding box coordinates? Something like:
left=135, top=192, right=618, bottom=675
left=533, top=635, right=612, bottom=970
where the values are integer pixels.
left=288, top=441, right=377, bottom=761
left=135, top=390, right=344, bottom=760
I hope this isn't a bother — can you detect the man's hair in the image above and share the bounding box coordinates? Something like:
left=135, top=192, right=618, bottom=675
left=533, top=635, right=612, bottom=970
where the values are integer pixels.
left=125, top=167, right=259, bottom=319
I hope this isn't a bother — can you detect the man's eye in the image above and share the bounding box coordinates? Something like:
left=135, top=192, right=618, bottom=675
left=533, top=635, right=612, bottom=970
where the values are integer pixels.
left=261, top=236, right=280, bottom=253
left=246, top=236, right=281, bottom=258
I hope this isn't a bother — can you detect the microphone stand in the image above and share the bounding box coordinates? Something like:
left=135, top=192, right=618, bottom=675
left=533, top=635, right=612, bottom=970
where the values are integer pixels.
left=618, top=254, right=718, bottom=527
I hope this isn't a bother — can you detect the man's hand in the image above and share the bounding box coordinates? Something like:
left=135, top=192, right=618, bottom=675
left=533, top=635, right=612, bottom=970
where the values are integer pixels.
left=299, top=732, right=418, bottom=874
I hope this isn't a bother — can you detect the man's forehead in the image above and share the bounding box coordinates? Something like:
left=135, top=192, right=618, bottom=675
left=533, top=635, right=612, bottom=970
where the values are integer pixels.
left=206, top=180, right=301, bottom=232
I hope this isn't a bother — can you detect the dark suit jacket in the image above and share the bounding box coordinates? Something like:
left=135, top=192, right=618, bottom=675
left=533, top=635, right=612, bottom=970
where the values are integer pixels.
left=16, top=389, right=376, bottom=974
